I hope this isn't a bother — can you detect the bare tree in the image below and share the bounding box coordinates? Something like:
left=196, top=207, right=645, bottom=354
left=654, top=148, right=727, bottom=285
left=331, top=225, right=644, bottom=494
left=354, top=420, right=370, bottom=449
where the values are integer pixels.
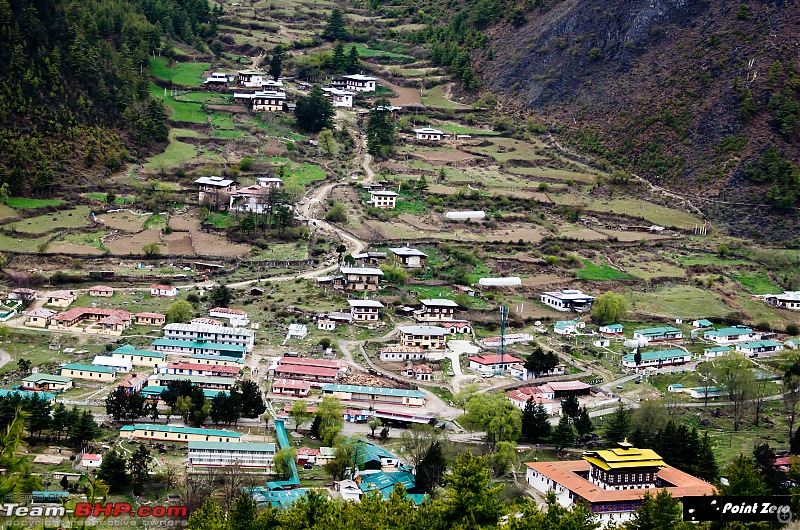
left=752, top=377, right=770, bottom=427
left=179, top=467, right=218, bottom=514
left=159, top=461, right=182, bottom=490
left=714, top=356, right=755, bottom=431
left=783, top=373, right=800, bottom=438
left=400, top=425, right=442, bottom=470
left=220, top=463, right=244, bottom=512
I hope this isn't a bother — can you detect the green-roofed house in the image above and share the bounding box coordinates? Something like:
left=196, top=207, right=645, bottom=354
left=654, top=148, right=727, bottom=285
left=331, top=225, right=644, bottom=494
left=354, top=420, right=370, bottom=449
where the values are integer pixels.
left=139, top=385, right=227, bottom=400
left=622, top=349, right=691, bottom=369
left=321, top=384, right=426, bottom=407
left=113, top=345, right=165, bottom=367
left=599, top=324, right=624, bottom=335
left=245, top=487, right=310, bottom=509
left=358, top=471, right=427, bottom=504
left=734, top=340, right=784, bottom=355
left=188, top=441, right=276, bottom=470
left=188, top=353, right=245, bottom=367
left=20, top=373, right=73, bottom=392
left=632, top=327, right=683, bottom=342
left=60, top=363, right=116, bottom=382
left=151, top=338, right=246, bottom=358
left=691, top=319, right=714, bottom=329
left=0, top=388, right=57, bottom=402
left=149, top=373, right=236, bottom=391
left=703, top=346, right=732, bottom=359
left=703, top=325, right=759, bottom=345
left=786, top=338, right=800, bottom=350
left=120, top=423, right=242, bottom=443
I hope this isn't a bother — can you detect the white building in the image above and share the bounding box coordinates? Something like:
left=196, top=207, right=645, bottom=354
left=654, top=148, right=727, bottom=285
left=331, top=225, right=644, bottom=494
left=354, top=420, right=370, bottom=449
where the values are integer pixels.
left=257, top=176, right=283, bottom=188
left=195, top=176, right=235, bottom=208
left=81, top=453, right=103, bottom=468
left=414, top=127, right=445, bottom=141
left=92, top=355, right=133, bottom=373
left=322, top=87, right=355, bottom=107
left=287, top=323, right=308, bottom=340
left=233, top=91, right=287, bottom=112
left=703, top=326, right=760, bottom=345
left=379, top=346, right=428, bottom=362
left=554, top=320, right=584, bottom=335
left=735, top=340, right=784, bottom=355
left=229, top=184, right=272, bottom=214
left=348, top=299, right=384, bottom=321
left=209, top=307, right=250, bottom=327
left=368, top=190, right=399, bottom=209
left=187, top=441, right=275, bottom=471
left=342, top=74, right=377, bottom=92
left=468, top=354, right=523, bottom=374
left=765, top=291, right=800, bottom=311
left=318, top=319, right=336, bottom=331
left=540, top=289, right=595, bottom=312
left=389, top=247, right=428, bottom=268
left=163, top=322, right=256, bottom=352
left=204, top=72, right=230, bottom=85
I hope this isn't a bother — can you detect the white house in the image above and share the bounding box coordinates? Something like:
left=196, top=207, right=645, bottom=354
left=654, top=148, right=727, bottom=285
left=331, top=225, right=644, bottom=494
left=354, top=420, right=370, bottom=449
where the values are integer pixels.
left=195, top=176, right=235, bottom=208
left=318, top=319, right=336, bottom=331
left=368, top=190, right=398, bottom=209
left=468, top=354, right=523, bottom=374
left=235, top=70, right=266, bottom=88
left=209, top=307, right=250, bottom=327
left=735, top=340, right=784, bottom=355
left=204, top=72, right=230, bottom=84
left=599, top=324, right=623, bottom=335
left=414, top=127, right=444, bottom=141
left=554, top=320, right=584, bottom=335
left=81, top=453, right=103, bottom=468
left=335, top=480, right=363, bottom=502
left=765, top=291, right=800, bottom=311
left=322, top=87, right=355, bottom=107
left=703, top=346, right=732, bottom=359
left=593, top=338, right=610, bottom=348
left=692, top=319, right=714, bottom=329
left=257, top=176, right=284, bottom=188
left=229, top=184, right=271, bottom=214
left=621, top=349, right=692, bottom=369
left=287, top=323, right=308, bottom=340
left=92, top=355, right=133, bottom=373
left=703, top=326, right=760, bottom=345
left=150, top=284, right=178, bottom=297
left=233, top=91, right=287, bottom=112
left=506, top=388, right=555, bottom=414
left=348, top=299, right=384, bottom=322
left=342, top=74, right=377, bottom=92
left=389, top=247, right=428, bottom=268
left=540, top=290, right=595, bottom=312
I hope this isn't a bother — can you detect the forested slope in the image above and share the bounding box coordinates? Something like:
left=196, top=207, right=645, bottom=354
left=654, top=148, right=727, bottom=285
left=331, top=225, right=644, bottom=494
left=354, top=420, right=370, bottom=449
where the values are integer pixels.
left=0, top=0, right=216, bottom=195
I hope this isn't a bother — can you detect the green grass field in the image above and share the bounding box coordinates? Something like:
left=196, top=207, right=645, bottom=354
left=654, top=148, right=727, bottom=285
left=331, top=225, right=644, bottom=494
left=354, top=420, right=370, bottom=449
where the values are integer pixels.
left=437, top=124, right=499, bottom=136
left=6, top=197, right=64, bottom=208
left=629, top=284, right=734, bottom=319
left=175, top=91, right=232, bottom=104
left=150, top=83, right=207, bottom=123
left=13, top=206, right=92, bottom=234
left=144, top=132, right=198, bottom=170
left=267, top=157, right=327, bottom=185
left=83, top=193, right=136, bottom=205
left=60, top=230, right=109, bottom=253
left=352, top=43, right=413, bottom=61
left=730, top=272, right=782, bottom=295
left=422, top=85, right=468, bottom=109
left=0, top=233, right=50, bottom=252
left=206, top=212, right=237, bottom=228
left=576, top=260, right=634, bottom=280
left=583, top=198, right=701, bottom=228
left=150, top=57, right=210, bottom=86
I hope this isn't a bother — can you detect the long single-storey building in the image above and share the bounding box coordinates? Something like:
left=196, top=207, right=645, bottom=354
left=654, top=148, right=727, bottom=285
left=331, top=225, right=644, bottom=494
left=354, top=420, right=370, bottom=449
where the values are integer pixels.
left=621, top=349, right=692, bottom=369
left=271, top=378, right=311, bottom=397
left=379, top=345, right=428, bottom=362
left=468, top=354, right=524, bottom=374
left=148, top=374, right=236, bottom=391
left=60, top=363, right=116, bottom=382
left=735, top=340, right=784, bottom=355
left=151, top=338, right=248, bottom=358
left=121, top=424, right=242, bottom=443
left=632, top=326, right=683, bottom=342
left=187, top=441, right=275, bottom=471
left=112, top=345, right=166, bottom=367
left=321, top=384, right=426, bottom=407
left=703, top=326, right=760, bottom=345
left=20, top=373, right=73, bottom=392
left=156, top=362, right=241, bottom=378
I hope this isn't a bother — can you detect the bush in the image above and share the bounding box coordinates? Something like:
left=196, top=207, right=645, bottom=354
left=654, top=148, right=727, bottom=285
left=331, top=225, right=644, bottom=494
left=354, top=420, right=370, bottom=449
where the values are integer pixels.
left=788, top=323, right=799, bottom=336
left=325, top=202, right=348, bottom=223
left=239, top=157, right=254, bottom=171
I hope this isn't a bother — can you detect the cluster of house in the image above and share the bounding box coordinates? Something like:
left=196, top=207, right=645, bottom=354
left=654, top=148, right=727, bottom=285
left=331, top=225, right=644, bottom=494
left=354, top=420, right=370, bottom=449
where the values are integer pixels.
left=322, top=74, right=379, bottom=108
left=195, top=174, right=287, bottom=214
left=506, top=380, right=593, bottom=414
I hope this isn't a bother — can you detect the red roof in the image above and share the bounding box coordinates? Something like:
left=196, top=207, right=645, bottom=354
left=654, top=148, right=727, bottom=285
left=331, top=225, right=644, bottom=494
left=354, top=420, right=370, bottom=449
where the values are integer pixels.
left=90, top=285, right=114, bottom=292
left=167, top=362, right=241, bottom=374
left=118, top=373, right=149, bottom=388
left=546, top=381, right=592, bottom=391
left=506, top=390, right=554, bottom=404
left=274, top=365, right=339, bottom=378
left=468, top=354, right=523, bottom=365
left=191, top=317, right=223, bottom=325
left=278, top=357, right=345, bottom=369
left=272, top=378, right=311, bottom=390
left=210, top=307, right=247, bottom=315
left=296, top=447, right=321, bottom=456
left=772, top=456, right=792, bottom=467
left=150, top=285, right=175, bottom=291
left=54, top=307, right=132, bottom=322
left=136, top=312, right=166, bottom=319
left=82, top=454, right=102, bottom=460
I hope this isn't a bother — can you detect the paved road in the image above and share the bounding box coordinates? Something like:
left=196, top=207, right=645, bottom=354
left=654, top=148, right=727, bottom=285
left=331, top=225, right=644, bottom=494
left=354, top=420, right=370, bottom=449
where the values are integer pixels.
left=446, top=340, right=480, bottom=394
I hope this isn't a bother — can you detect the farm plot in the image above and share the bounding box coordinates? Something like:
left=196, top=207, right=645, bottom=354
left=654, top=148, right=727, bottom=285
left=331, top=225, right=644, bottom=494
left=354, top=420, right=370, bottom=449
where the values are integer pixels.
left=103, top=229, right=162, bottom=255
left=422, top=84, right=468, bottom=109
left=150, top=57, right=210, bottom=86
left=6, top=197, right=64, bottom=208
left=0, top=233, right=50, bottom=252
left=13, top=206, right=93, bottom=234
left=163, top=232, right=195, bottom=255
left=629, top=284, right=734, bottom=320
left=45, top=241, right=104, bottom=255
left=191, top=231, right=251, bottom=257
left=95, top=211, right=149, bottom=232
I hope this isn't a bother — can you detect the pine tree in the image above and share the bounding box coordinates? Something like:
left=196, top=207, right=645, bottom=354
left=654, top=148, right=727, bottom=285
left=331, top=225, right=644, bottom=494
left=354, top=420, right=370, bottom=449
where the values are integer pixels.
left=604, top=404, right=630, bottom=444
left=562, top=394, right=580, bottom=420
left=345, top=45, right=360, bottom=74
left=366, top=97, right=397, bottom=157
left=295, top=86, right=335, bottom=133
left=574, top=406, right=594, bottom=437
left=521, top=402, right=551, bottom=442
left=269, top=45, right=284, bottom=81
left=97, top=450, right=130, bottom=491
left=322, top=8, right=348, bottom=41
left=553, top=415, right=575, bottom=450
left=128, top=445, right=152, bottom=495
left=416, top=441, right=446, bottom=493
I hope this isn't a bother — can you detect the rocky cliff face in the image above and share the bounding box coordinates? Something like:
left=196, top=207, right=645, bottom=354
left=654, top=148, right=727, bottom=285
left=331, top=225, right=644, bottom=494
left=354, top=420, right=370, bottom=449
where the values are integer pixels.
left=481, top=0, right=800, bottom=237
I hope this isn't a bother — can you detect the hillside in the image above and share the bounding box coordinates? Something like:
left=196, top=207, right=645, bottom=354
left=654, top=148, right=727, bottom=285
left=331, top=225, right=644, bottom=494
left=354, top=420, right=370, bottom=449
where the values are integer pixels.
left=480, top=0, right=800, bottom=238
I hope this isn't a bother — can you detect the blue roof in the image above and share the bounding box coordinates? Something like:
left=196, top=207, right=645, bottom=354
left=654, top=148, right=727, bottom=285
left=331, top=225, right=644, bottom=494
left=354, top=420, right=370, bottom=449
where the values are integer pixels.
left=704, top=326, right=753, bottom=337
left=245, top=487, right=309, bottom=509
left=152, top=338, right=246, bottom=357
left=623, top=349, right=689, bottom=363
left=120, top=423, right=242, bottom=438
left=114, top=345, right=164, bottom=358
left=0, top=389, right=56, bottom=401
left=358, top=471, right=416, bottom=497
left=634, top=326, right=682, bottom=336
left=61, top=363, right=115, bottom=373
left=322, top=384, right=425, bottom=399
left=555, top=320, right=578, bottom=329
left=694, top=319, right=714, bottom=327
left=140, top=385, right=227, bottom=399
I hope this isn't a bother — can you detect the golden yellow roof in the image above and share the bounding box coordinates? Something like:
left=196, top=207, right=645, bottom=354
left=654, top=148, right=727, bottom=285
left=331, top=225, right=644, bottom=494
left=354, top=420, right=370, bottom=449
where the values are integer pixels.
left=583, top=446, right=665, bottom=471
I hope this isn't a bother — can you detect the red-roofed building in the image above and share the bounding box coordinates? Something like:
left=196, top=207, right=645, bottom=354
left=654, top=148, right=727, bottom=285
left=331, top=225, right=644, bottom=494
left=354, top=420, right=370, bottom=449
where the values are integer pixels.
left=135, top=312, right=166, bottom=326
left=190, top=317, right=224, bottom=325
left=296, top=447, right=321, bottom=464
left=50, top=307, right=132, bottom=334
left=401, top=364, right=433, bottom=381
left=157, top=362, right=241, bottom=378
left=81, top=453, right=103, bottom=468
left=506, top=387, right=556, bottom=413
left=209, top=307, right=250, bottom=327
left=272, top=378, right=311, bottom=397
left=542, top=380, right=593, bottom=398
left=150, top=285, right=178, bottom=297
left=468, top=354, right=523, bottom=374
left=89, top=285, right=114, bottom=297
left=272, top=364, right=339, bottom=386
left=117, top=373, right=149, bottom=394
left=277, top=356, right=347, bottom=370
left=442, top=321, right=472, bottom=334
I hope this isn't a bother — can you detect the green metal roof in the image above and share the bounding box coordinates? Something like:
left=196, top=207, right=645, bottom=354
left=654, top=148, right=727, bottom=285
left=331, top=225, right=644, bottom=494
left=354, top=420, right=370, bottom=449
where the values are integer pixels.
left=601, top=324, right=624, bottom=330
left=736, top=340, right=783, bottom=349
left=114, top=345, right=164, bottom=358
left=358, top=471, right=416, bottom=494
left=633, top=326, right=682, bottom=336
left=120, top=423, right=242, bottom=438
left=153, top=374, right=236, bottom=386
left=189, top=441, right=275, bottom=452
left=61, top=363, right=115, bottom=373
left=152, top=338, right=246, bottom=356
left=322, top=384, right=425, bottom=399
left=554, top=320, right=578, bottom=329
left=0, top=389, right=57, bottom=401
left=140, top=385, right=227, bottom=399
left=704, top=326, right=753, bottom=337
left=704, top=346, right=733, bottom=352
left=21, top=373, right=72, bottom=384
left=623, top=349, right=689, bottom=363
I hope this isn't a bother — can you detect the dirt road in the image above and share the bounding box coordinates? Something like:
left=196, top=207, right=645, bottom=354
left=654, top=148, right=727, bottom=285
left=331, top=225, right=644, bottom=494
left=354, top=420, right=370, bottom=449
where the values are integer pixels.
left=378, top=78, right=422, bottom=106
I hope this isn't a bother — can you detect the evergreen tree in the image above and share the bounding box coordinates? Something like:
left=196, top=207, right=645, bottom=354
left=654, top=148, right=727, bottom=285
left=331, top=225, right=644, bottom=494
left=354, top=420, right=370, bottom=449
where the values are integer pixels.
left=269, top=45, right=284, bottom=81
left=720, top=454, right=770, bottom=496
left=604, top=404, right=631, bottom=444
left=345, top=45, right=360, bottom=74
left=51, top=403, right=69, bottom=442
left=69, top=409, right=100, bottom=448
left=443, top=453, right=504, bottom=528
left=366, top=97, right=397, bottom=157
left=521, top=401, right=551, bottom=442
left=322, top=8, right=348, bottom=41
left=625, top=490, right=691, bottom=530
left=553, top=414, right=575, bottom=450
left=187, top=500, right=226, bottom=530
left=237, top=380, right=266, bottom=418
left=416, top=441, right=446, bottom=494
left=128, top=445, right=152, bottom=495
left=295, top=86, right=335, bottom=133
left=523, top=347, right=558, bottom=377
left=562, top=394, right=580, bottom=420
left=97, top=450, right=130, bottom=491
left=575, top=406, right=594, bottom=437
left=332, top=41, right=346, bottom=73
left=208, top=284, right=232, bottom=307
left=229, top=494, right=258, bottom=530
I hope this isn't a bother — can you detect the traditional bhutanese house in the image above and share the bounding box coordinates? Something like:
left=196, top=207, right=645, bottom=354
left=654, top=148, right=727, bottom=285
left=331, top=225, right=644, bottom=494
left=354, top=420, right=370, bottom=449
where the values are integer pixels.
left=195, top=176, right=235, bottom=210
left=117, top=372, right=149, bottom=394
left=112, top=345, right=165, bottom=367
left=540, top=289, right=595, bottom=313
left=417, top=299, right=458, bottom=321
left=468, top=354, right=524, bottom=374
left=321, top=384, right=426, bottom=407
left=156, top=361, right=241, bottom=378
left=506, top=387, right=555, bottom=414
left=150, top=284, right=178, bottom=297
left=765, top=291, right=800, bottom=311
left=621, top=349, right=692, bottom=369
left=389, top=247, right=428, bottom=268
left=525, top=441, right=715, bottom=525
left=20, top=373, right=73, bottom=392
left=348, top=299, right=384, bottom=322
left=135, top=312, right=166, bottom=326
left=703, top=346, right=732, bottom=359
left=735, top=340, right=784, bottom=355
left=703, top=325, right=759, bottom=345
left=368, top=190, right=399, bottom=209
left=342, top=74, right=377, bottom=92
left=322, top=86, right=355, bottom=107
left=25, top=307, right=56, bottom=328
left=632, top=326, right=683, bottom=343
left=188, top=441, right=275, bottom=471
left=337, top=267, right=384, bottom=291
left=60, top=363, right=116, bottom=382
left=149, top=374, right=236, bottom=391
left=121, top=424, right=242, bottom=443
left=401, top=364, right=432, bottom=381
left=92, top=355, right=132, bottom=373
left=232, top=90, right=286, bottom=111
left=398, top=325, right=448, bottom=350
left=46, top=290, right=77, bottom=308
left=599, top=324, right=624, bottom=335
left=257, top=176, right=283, bottom=188
left=271, top=378, right=311, bottom=397
left=89, top=285, right=114, bottom=297
left=228, top=184, right=272, bottom=215
left=152, top=338, right=248, bottom=359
